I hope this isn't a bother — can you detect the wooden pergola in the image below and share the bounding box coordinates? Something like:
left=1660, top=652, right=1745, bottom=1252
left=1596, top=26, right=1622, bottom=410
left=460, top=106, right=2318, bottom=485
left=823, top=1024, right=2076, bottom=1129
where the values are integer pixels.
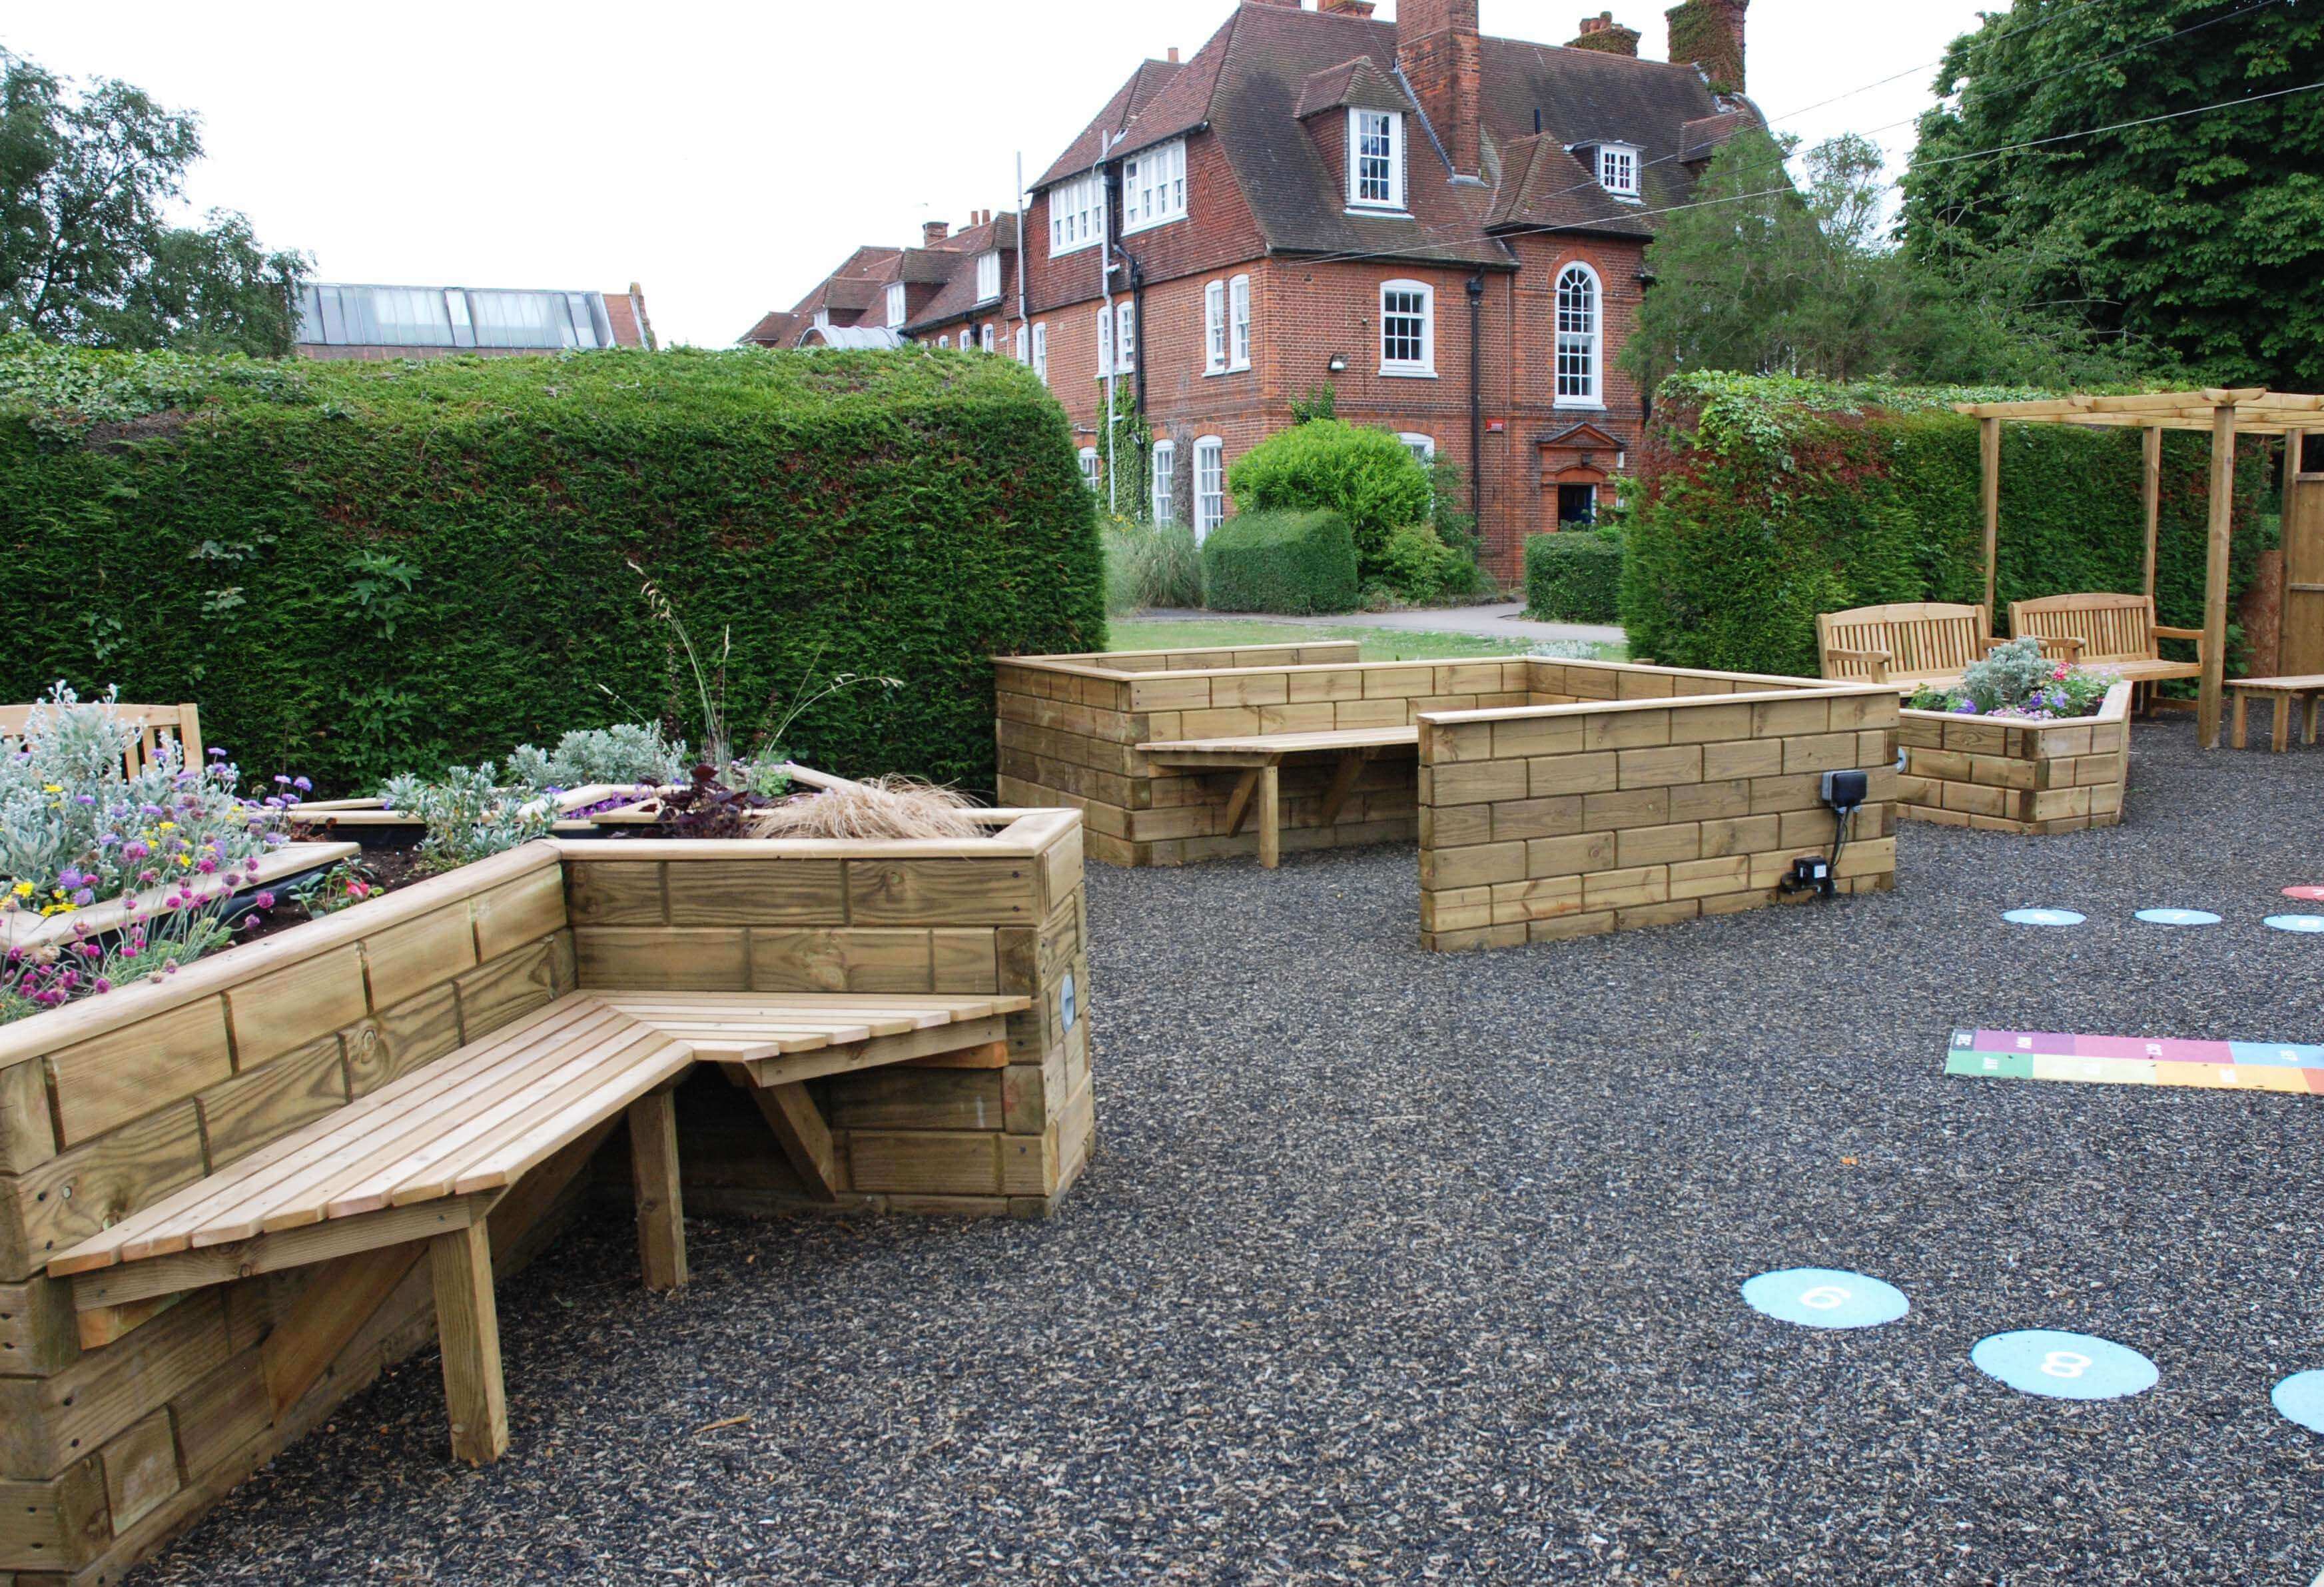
left=1953, top=388, right=2322, bottom=749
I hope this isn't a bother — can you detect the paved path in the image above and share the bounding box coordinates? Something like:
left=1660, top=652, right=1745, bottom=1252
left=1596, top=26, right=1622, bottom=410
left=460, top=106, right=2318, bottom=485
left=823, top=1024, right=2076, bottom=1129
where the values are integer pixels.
left=1138, top=602, right=1625, bottom=648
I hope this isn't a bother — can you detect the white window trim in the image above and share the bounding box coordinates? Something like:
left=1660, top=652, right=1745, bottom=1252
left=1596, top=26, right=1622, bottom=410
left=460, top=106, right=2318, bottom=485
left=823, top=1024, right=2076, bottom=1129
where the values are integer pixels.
left=975, top=251, right=1002, bottom=304
left=1014, top=325, right=1029, bottom=363
left=937, top=333, right=949, bottom=349
left=1032, top=321, right=1048, bottom=383
left=1078, top=447, right=1102, bottom=492
left=1398, top=433, right=1437, bottom=464
left=1096, top=306, right=1114, bottom=377
left=1555, top=261, right=1606, bottom=410
left=1121, top=138, right=1188, bottom=237
left=1192, top=436, right=1226, bottom=542
left=1378, top=278, right=1437, bottom=378
left=1597, top=143, right=1643, bottom=201
left=1204, top=280, right=1227, bottom=375
left=1228, top=274, right=1252, bottom=372
left=885, top=282, right=906, bottom=328
left=980, top=324, right=996, bottom=354
left=1048, top=172, right=1105, bottom=258
left=1115, top=301, right=1136, bottom=375
left=1347, top=107, right=1407, bottom=213
left=1150, top=439, right=1176, bottom=526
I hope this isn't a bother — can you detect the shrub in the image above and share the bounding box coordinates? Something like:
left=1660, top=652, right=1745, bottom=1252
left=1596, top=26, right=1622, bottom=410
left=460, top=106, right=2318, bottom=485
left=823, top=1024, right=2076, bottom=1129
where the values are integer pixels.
left=1199, top=510, right=1360, bottom=614
left=1372, top=523, right=1467, bottom=605
left=1623, top=372, right=2274, bottom=676
left=1525, top=528, right=1624, bottom=622
left=1227, top=421, right=1432, bottom=578
left=0, top=340, right=1104, bottom=795
left=1102, top=520, right=1204, bottom=614
left=378, top=763, right=556, bottom=873
left=1910, top=637, right=2116, bottom=720
left=504, top=723, right=688, bottom=792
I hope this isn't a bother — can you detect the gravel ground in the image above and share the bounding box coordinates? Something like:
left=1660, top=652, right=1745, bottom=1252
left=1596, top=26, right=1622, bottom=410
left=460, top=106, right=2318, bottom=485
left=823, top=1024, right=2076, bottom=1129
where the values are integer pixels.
left=135, top=721, right=2324, bottom=1586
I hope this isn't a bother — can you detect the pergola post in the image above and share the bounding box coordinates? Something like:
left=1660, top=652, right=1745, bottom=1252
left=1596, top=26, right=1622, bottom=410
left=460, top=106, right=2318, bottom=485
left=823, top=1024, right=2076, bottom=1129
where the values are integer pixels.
left=1980, top=416, right=2002, bottom=619
left=2198, top=402, right=2239, bottom=749
left=2141, top=425, right=2163, bottom=602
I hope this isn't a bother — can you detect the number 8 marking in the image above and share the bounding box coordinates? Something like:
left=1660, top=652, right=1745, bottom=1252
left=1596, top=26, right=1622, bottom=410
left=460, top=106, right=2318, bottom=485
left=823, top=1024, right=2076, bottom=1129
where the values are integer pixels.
left=2040, top=1350, right=2092, bottom=1379
left=1798, top=1286, right=1851, bottom=1311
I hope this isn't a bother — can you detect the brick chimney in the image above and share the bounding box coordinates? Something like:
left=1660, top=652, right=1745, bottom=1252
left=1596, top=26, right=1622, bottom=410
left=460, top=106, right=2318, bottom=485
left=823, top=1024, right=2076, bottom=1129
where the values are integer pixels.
left=923, top=221, right=950, bottom=246
left=1568, top=11, right=1641, bottom=56
left=1666, top=0, right=1747, bottom=94
left=1397, top=0, right=1482, bottom=181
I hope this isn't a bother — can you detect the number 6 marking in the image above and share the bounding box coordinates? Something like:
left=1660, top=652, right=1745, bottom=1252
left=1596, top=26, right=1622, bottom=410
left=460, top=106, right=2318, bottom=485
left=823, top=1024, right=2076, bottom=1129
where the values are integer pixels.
left=2040, top=1350, right=2092, bottom=1379
left=1798, top=1286, right=1851, bottom=1311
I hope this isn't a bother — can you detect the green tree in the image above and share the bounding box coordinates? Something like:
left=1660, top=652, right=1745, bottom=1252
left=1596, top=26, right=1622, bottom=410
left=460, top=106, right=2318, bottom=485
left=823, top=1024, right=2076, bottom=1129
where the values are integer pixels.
left=0, top=51, right=306, bottom=355
left=1900, top=0, right=2324, bottom=391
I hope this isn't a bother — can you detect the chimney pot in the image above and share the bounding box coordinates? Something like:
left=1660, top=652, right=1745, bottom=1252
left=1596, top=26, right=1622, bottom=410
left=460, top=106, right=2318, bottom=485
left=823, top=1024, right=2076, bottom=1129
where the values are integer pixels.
left=1167, top=46, right=1180, bottom=63
left=923, top=221, right=951, bottom=246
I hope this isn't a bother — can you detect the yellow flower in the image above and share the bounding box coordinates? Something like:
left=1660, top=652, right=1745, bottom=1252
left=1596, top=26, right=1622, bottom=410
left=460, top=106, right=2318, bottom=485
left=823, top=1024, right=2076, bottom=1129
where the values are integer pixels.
left=9, top=881, right=29, bottom=897
left=41, top=784, right=61, bottom=794
left=157, top=821, right=177, bottom=831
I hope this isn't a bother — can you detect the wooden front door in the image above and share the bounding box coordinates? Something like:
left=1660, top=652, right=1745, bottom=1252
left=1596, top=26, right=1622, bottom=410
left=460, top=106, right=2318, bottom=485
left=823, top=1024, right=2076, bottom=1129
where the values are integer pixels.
left=2287, top=432, right=2324, bottom=676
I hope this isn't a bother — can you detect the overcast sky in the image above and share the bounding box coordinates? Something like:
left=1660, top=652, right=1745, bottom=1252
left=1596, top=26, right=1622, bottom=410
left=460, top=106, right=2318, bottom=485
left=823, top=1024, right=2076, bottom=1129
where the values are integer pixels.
left=4, top=0, right=1996, bottom=347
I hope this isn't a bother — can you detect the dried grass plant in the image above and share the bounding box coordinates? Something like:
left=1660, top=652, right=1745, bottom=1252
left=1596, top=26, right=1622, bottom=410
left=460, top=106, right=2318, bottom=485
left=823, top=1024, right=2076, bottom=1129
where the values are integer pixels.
left=742, top=776, right=986, bottom=842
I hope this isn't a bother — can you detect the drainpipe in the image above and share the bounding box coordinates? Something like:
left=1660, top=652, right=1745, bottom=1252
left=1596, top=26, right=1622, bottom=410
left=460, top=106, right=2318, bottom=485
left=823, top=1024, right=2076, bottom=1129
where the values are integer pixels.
left=1467, top=274, right=1485, bottom=531
left=1015, top=153, right=1028, bottom=334
left=1097, top=135, right=1121, bottom=516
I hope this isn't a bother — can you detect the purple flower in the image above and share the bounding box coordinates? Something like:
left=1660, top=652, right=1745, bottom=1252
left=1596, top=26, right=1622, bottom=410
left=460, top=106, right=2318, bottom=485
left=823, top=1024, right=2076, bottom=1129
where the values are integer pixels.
left=292, top=777, right=312, bottom=792
left=123, top=840, right=149, bottom=861
left=70, top=889, right=94, bottom=907
left=274, top=774, right=291, bottom=786
left=254, top=891, right=275, bottom=909
left=208, top=746, right=227, bottom=759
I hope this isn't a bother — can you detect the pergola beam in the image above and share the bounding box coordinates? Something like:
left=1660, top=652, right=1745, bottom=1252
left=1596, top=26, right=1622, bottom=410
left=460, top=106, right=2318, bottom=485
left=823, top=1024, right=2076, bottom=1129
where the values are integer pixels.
left=2199, top=402, right=2239, bottom=748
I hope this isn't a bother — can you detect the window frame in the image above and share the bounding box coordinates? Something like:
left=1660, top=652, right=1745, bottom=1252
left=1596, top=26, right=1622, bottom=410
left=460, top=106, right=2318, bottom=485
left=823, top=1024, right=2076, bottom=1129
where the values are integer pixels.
left=1597, top=143, right=1642, bottom=200
left=974, top=251, right=1002, bottom=304
left=1121, top=138, right=1189, bottom=235
left=980, top=324, right=996, bottom=354
left=1150, top=438, right=1177, bottom=526
left=1229, top=274, right=1252, bottom=371
left=1397, top=433, right=1437, bottom=467
left=1555, top=262, right=1605, bottom=409
left=1378, top=278, right=1436, bottom=378
left=1078, top=447, right=1102, bottom=493
left=1048, top=172, right=1105, bottom=257
left=885, top=282, right=907, bottom=328
left=1096, top=305, right=1114, bottom=377
left=1114, top=301, right=1137, bottom=375
left=1032, top=321, right=1048, bottom=382
left=1348, top=107, right=1405, bottom=212
left=1204, top=281, right=1227, bottom=375
left=1193, top=436, right=1226, bottom=541
left=1014, top=325, right=1029, bottom=363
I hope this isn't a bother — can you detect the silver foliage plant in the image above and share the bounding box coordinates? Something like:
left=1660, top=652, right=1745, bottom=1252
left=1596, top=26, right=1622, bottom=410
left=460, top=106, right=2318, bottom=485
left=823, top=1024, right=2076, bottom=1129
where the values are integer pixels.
left=380, top=763, right=556, bottom=873
left=504, top=723, right=688, bottom=793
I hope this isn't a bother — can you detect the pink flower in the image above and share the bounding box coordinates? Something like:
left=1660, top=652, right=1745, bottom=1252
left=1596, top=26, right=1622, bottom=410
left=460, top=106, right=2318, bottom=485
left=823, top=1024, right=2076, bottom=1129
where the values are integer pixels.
left=254, top=891, right=275, bottom=909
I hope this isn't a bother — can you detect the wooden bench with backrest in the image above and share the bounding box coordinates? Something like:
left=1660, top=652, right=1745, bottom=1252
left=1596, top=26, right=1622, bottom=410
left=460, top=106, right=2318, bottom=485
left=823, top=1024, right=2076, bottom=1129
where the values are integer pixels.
left=1138, top=724, right=1418, bottom=868
left=1815, top=602, right=2015, bottom=694
left=45, top=988, right=1023, bottom=1466
left=1, top=700, right=202, bottom=779
left=2008, top=592, right=2205, bottom=691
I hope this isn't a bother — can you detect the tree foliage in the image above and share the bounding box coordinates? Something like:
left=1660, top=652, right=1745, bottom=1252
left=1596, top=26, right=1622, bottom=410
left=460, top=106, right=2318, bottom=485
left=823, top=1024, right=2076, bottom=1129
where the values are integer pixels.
left=1900, top=0, right=2324, bottom=391
left=0, top=51, right=306, bottom=356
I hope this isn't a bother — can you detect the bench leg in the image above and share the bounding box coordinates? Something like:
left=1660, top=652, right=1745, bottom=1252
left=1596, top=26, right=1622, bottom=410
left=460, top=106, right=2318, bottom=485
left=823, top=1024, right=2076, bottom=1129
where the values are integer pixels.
left=2273, top=695, right=2293, bottom=754
left=627, top=1089, right=688, bottom=1291
left=428, top=1224, right=508, bottom=1466
left=2307, top=692, right=2321, bottom=747
left=1258, top=764, right=1280, bottom=869
left=735, top=1073, right=841, bottom=1201
left=2232, top=691, right=2249, bottom=750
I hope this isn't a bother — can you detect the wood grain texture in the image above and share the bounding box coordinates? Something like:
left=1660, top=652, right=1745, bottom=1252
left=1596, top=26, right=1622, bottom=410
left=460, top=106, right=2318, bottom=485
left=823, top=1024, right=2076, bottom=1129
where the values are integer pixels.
left=0, top=1291, right=228, bottom=1480
left=196, top=1035, right=348, bottom=1170
left=0, top=1277, right=77, bottom=1379
left=43, top=1000, right=233, bottom=1152
left=427, top=1223, right=508, bottom=1466
left=342, top=982, right=462, bottom=1098
left=625, top=1091, right=687, bottom=1291
left=845, top=860, right=1040, bottom=925
left=663, top=860, right=845, bottom=925
left=0, top=1456, right=107, bottom=1572
left=468, top=867, right=568, bottom=961
left=97, top=1407, right=178, bottom=1533
left=360, top=905, right=478, bottom=1011
left=0, top=1061, right=55, bottom=1175
left=224, top=946, right=368, bottom=1071
left=0, top=1103, right=206, bottom=1284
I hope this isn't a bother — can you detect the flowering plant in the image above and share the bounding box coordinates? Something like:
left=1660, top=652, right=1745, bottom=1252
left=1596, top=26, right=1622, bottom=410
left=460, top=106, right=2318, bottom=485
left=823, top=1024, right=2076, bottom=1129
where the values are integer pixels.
left=1906, top=639, right=2117, bottom=721
left=379, top=763, right=556, bottom=873
left=3, top=873, right=276, bottom=1024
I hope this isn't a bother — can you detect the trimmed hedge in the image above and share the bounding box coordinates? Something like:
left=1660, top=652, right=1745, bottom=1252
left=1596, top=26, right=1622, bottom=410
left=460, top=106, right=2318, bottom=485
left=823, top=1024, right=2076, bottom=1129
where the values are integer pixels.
left=1226, top=420, right=1431, bottom=580
left=0, top=341, right=1104, bottom=794
left=1524, top=528, right=1623, bottom=622
left=1624, top=374, right=2275, bottom=676
left=1199, top=509, right=1360, bottom=614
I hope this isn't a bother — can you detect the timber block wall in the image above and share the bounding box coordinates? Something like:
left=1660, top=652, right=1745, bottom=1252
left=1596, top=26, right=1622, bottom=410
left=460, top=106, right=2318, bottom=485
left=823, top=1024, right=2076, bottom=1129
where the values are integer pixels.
left=0, top=845, right=575, bottom=1584
left=559, top=811, right=1094, bottom=1220
left=1896, top=683, right=2132, bottom=834
left=1415, top=683, right=1902, bottom=951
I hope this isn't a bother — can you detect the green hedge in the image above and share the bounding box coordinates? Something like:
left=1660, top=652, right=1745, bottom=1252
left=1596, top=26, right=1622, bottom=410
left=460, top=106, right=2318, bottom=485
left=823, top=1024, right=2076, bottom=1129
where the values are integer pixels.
left=1524, top=528, right=1623, bottom=622
left=1623, top=373, right=2276, bottom=676
left=0, top=340, right=1104, bottom=794
left=1226, top=420, right=1431, bottom=581
left=1199, top=509, right=1360, bottom=614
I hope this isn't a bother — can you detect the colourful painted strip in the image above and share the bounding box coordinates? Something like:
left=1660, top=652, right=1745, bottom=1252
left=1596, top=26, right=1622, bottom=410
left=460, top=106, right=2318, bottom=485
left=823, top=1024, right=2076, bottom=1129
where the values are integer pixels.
left=1948, top=1030, right=2324, bottom=1095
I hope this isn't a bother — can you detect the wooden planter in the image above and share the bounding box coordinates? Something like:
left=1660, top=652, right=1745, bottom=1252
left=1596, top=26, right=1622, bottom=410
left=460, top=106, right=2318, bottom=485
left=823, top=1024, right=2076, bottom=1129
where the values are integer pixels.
left=0, top=811, right=1092, bottom=1582
left=1896, top=682, right=2133, bottom=834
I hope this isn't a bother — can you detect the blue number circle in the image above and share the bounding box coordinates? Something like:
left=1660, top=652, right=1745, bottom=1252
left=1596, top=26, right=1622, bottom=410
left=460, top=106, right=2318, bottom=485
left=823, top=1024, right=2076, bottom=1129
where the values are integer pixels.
left=2003, top=908, right=2085, bottom=927
left=2265, top=915, right=2324, bottom=935
left=2273, top=1370, right=2324, bottom=1434
left=1741, top=1268, right=1910, bottom=1330
left=2135, top=908, right=2221, bottom=927
left=1971, top=1330, right=2157, bottom=1400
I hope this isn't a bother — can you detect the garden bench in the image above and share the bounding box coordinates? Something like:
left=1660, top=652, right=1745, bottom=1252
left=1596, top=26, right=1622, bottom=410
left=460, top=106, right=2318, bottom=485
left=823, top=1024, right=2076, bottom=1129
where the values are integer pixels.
left=44, top=988, right=1023, bottom=1466
left=2007, top=592, right=2205, bottom=692
left=2229, top=674, right=2324, bottom=752
left=1139, top=725, right=1418, bottom=869
left=1815, top=602, right=2010, bottom=694
left=0, top=699, right=202, bottom=778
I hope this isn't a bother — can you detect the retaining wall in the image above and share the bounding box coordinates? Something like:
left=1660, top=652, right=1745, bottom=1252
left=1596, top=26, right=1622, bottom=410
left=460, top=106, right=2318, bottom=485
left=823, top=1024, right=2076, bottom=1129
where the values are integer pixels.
left=1896, top=683, right=2131, bottom=834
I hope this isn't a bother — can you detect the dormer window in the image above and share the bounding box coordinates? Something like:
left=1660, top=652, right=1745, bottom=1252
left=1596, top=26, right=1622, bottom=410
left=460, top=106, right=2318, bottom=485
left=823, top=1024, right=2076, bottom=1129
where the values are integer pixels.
left=1348, top=108, right=1405, bottom=211
left=1598, top=143, right=1641, bottom=199
left=1048, top=172, right=1105, bottom=257
left=975, top=251, right=1001, bottom=304
left=1122, top=139, right=1188, bottom=234
left=885, top=282, right=906, bottom=328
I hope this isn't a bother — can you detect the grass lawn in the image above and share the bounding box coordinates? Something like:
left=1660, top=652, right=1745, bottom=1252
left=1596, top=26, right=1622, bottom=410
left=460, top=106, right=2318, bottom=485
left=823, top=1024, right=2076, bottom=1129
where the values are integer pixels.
left=1107, top=616, right=1619, bottom=662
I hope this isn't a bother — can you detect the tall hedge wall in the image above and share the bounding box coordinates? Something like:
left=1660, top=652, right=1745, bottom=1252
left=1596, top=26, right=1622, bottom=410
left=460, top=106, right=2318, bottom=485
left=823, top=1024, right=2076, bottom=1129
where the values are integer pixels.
left=0, top=340, right=1103, bottom=794
left=1623, top=374, right=2277, bottom=678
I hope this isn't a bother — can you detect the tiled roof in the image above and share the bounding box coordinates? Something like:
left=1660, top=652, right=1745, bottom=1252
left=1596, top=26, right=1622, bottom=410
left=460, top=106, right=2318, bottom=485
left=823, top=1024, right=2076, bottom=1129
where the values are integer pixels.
left=739, top=310, right=805, bottom=347
left=1036, top=59, right=1186, bottom=189
left=1291, top=56, right=1410, bottom=121
left=1680, top=109, right=1754, bottom=163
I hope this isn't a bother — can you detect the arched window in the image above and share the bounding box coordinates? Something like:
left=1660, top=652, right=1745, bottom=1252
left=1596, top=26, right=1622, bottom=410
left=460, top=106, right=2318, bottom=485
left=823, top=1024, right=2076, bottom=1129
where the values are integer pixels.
left=1555, top=264, right=1601, bottom=408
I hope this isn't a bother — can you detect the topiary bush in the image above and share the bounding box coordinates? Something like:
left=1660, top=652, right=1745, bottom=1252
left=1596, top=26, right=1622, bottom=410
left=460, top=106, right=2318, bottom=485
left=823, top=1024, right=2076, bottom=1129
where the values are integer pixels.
left=1524, top=528, right=1624, bottom=622
left=1371, top=523, right=1467, bottom=605
left=1623, top=372, right=2275, bottom=677
left=1226, top=421, right=1432, bottom=580
left=1199, top=509, right=1360, bottom=614
left=0, top=340, right=1104, bottom=795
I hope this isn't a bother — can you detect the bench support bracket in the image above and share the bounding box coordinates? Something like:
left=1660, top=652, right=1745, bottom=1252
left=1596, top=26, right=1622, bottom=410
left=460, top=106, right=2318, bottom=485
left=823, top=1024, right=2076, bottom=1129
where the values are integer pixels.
left=729, top=1068, right=842, bottom=1201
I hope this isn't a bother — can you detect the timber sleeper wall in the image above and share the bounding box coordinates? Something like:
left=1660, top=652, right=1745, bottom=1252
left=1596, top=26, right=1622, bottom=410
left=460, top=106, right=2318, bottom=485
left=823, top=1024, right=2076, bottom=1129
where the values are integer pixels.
left=997, top=645, right=1832, bottom=868
left=0, top=812, right=1094, bottom=1584
left=1896, top=682, right=2132, bottom=834
left=1415, top=684, right=1901, bottom=951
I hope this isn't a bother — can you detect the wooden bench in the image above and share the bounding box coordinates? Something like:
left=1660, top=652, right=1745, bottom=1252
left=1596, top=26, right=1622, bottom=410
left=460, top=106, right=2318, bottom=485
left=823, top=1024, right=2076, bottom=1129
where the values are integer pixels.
left=1816, top=602, right=2009, bottom=694
left=2008, top=592, right=2205, bottom=694
left=45, top=989, right=1023, bottom=1466
left=1138, top=726, right=1418, bottom=869
left=2230, top=675, right=2324, bottom=752
left=1, top=700, right=202, bottom=778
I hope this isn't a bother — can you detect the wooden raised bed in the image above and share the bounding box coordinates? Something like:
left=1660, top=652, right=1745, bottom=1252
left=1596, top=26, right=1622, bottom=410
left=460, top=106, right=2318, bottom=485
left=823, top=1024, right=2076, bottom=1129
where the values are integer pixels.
left=0, top=809, right=1092, bottom=1582
left=1896, top=682, right=2132, bottom=833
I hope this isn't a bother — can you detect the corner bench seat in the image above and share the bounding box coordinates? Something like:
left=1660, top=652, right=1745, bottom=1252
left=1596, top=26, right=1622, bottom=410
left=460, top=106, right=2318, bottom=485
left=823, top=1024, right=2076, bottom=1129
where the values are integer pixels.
left=1138, top=726, right=1418, bottom=869
left=47, top=988, right=1024, bottom=1465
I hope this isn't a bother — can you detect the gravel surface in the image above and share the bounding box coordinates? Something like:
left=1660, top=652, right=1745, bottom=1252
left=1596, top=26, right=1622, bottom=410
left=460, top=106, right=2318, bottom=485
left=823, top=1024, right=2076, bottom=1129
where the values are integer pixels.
left=135, top=721, right=2324, bottom=1586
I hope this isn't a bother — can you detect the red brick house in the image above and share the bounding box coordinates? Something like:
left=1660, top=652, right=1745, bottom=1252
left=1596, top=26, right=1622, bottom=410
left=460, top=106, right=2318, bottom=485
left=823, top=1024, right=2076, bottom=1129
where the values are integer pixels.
left=741, top=216, right=1024, bottom=355
left=747, top=0, right=1758, bottom=580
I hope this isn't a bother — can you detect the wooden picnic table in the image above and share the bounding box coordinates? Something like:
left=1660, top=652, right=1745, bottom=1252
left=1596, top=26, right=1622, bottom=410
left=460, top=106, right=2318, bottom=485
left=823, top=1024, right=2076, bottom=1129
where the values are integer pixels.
left=2229, top=675, right=2324, bottom=752
left=1138, top=726, right=1418, bottom=869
